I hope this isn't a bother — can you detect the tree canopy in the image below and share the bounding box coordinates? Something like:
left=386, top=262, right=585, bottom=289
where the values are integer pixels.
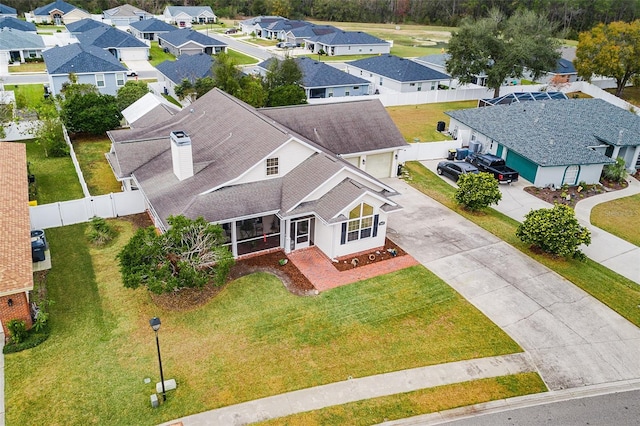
left=446, top=9, right=561, bottom=97
left=60, top=89, right=121, bottom=135
left=117, top=215, right=235, bottom=295
left=454, top=172, right=502, bottom=211
left=116, top=81, right=150, bottom=111
left=575, top=20, right=640, bottom=96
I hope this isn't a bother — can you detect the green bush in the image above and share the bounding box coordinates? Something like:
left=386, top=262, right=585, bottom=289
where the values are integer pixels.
left=454, top=172, right=502, bottom=211
left=3, top=326, right=50, bottom=354
left=7, top=319, right=28, bottom=344
left=601, top=157, right=627, bottom=183
left=86, top=217, right=116, bottom=246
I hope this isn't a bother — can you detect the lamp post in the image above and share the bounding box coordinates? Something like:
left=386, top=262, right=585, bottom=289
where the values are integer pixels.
left=149, top=317, right=166, bottom=401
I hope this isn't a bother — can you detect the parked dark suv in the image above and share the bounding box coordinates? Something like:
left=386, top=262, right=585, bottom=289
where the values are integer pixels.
left=436, top=161, right=479, bottom=181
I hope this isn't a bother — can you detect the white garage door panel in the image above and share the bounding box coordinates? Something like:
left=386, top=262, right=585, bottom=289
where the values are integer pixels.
left=346, top=156, right=360, bottom=167
left=366, top=153, right=392, bottom=178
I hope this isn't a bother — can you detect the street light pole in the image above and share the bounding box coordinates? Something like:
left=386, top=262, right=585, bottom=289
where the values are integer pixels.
left=149, top=317, right=166, bottom=401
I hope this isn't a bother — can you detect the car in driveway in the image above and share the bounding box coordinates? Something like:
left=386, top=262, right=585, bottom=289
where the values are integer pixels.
left=224, top=28, right=238, bottom=34
left=436, top=161, right=479, bottom=181
left=276, top=41, right=297, bottom=49
left=126, top=69, right=137, bottom=77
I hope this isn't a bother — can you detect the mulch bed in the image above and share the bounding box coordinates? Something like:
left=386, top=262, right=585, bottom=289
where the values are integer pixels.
left=332, top=238, right=407, bottom=271
left=523, top=179, right=629, bottom=207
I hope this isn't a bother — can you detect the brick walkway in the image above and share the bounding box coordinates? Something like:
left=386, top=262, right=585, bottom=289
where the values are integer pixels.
left=287, top=246, right=420, bottom=291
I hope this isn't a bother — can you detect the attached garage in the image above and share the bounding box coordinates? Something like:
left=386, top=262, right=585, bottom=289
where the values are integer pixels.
left=345, top=156, right=360, bottom=167
left=505, top=150, right=537, bottom=184
left=365, top=152, right=393, bottom=178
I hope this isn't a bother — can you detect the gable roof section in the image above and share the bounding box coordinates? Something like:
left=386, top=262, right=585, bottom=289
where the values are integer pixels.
left=33, top=0, right=77, bottom=15
left=155, top=53, right=214, bottom=84
left=0, top=28, right=44, bottom=49
left=165, top=6, right=215, bottom=18
left=130, top=18, right=176, bottom=33
left=261, top=99, right=408, bottom=155
left=257, top=57, right=369, bottom=89
left=307, top=31, right=388, bottom=46
left=552, top=58, right=577, bottom=75
left=414, top=53, right=448, bottom=68
left=0, top=3, right=16, bottom=15
left=0, top=143, right=33, bottom=296
left=288, top=24, right=337, bottom=38
left=78, top=25, right=148, bottom=48
left=240, top=16, right=282, bottom=26
left=159, top=29, right=227, bottom=48
left=43, top=42, right=127, bottom=74
left=104, top=4, right=149, bottom=18
left=122, top=92, right=181, bottom=126
left=349, top=54, right=450, bottom=82
left=65, top=18, right=109, bottom=33
left=0, top=16, right=36, bottom=31
left=445, top=98, right=640, bottom=166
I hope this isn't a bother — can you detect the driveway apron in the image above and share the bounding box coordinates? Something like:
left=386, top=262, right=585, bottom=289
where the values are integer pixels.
left=383, top=178, right=640, bottom=391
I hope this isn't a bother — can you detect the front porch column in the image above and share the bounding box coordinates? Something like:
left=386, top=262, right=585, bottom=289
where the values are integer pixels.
left=630, top=145, right=640, bottom=172
left=230, top=220, right=238, bottom=258
left=19, top=51, right=25, bottom=62
left=283, top=218, right=291, bottom=253
left=612, top=145, right=621, bottom=159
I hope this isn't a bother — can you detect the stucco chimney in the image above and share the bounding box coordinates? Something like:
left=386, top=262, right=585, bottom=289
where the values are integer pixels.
left=170, top=131, right=193, bottom=180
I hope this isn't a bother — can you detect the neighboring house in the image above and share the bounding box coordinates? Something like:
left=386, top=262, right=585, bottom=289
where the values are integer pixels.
left=65, top=17, right=109, bottom=34
left=0, top=28, right=45, bottom=63
left=60, top=7, right=91, bottom=25
left=129, top=18, right=176, bottom=42
left=0, top=142, right=34, bottom=336
left=445, top=98, right=640, bottom=187
left=0, top=3, right=17, bottom=18
left=534, top=58, right=578, bottom=85
left=261, top=100, right=408, bottom=179
left=77, top=24, right=149, bottom=61
left=26, top=0, right=77, bottom=24
left=155, top=53, right=214, bottom=101
left=347, top=54, right=451, bottom=94
left=158, top=29, right=227, bottom=57
left=260, top=18, right=309, bottom=40
left=121, top=92, right=181, bottom=128
left=106, top=88, right=403, bottom=260
left=163, top=6, right=216, bottom=28
left=238, top=15, right=282, bottom=37
left=285, top=23, right=338, bottom=46
left=256, top=57, right=370, bottom=99
left=304, top=31, right=390, bottom=56
left=0, top=16, right=37, bottom=32
left=103, top=4, right=152, bottom=26
left=42, top=43, right=129, bottom=96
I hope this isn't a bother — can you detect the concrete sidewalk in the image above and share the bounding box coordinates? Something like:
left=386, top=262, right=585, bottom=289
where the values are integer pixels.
left=161, top=354, right=535, bottom=426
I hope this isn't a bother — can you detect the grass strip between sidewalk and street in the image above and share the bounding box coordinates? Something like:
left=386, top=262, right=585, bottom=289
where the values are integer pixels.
left=257, top=372, right=546, bottom=426
left=404, top=161, right=640, bottom=327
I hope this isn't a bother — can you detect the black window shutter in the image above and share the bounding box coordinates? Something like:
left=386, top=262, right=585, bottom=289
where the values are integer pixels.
left=372, top=214, right=379, bottom=237
left=340, top=222, right=347, bottom=245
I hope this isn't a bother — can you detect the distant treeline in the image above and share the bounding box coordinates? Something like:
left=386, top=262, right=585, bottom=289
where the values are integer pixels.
left=6, top=0, right=640, bottom=37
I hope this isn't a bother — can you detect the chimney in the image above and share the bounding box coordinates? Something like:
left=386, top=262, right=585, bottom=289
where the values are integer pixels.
left=170, top=131, right=193, bottom=180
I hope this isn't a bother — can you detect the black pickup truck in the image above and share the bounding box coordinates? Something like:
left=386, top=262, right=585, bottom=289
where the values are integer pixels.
left=465, top=153, right=519, bottom=183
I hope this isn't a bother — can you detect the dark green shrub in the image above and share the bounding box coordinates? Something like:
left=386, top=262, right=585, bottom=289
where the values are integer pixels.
left=601, top=157, right=627, bottom=183
left=3, top=326, right=50, bottom=354
left=7, top=319, right=27, bottom=344
left=87, top=217, right=116, bottom=246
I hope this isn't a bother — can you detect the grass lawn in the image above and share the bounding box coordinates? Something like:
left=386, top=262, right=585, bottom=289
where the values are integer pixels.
left=163, top=94, right=182, bottom=106
left=72, top=136, right=121, bottom=195
left=6, top=219, right=523, bottom=425
left=11, top=84, right=46, bottom=110
left=591, top=193, right=640, bottom=247
left=24, top=139, right=83, bottom=203
left=404, top=161, right=640, bottom=327
left=259, top=373, right=546, bottom=425
left=387, top=100, right=477, bottom=142
left=8, top=62, right=46, bottom=73
left=248, top=37, right=279, bottom=47
left=607, top=86, right=640, bottom=107
left=149, top=41, right=176, bottom=66
left=227, top=48, right=259, bottom=65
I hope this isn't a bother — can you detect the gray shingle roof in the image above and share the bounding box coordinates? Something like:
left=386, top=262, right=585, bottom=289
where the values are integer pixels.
left=159, top=29, right=227, bottom=48
left=103, top=4, right=149, bottom=18
left=288, top=24, right=337, bottom=38
left=349, top=54, right=450, bottom=82
left=156, top=53, right=213, bottom=84
left=0, top=28, right=44, bottom=49
left=0, top=3, right=16, bottom=14
left=307, top=31, right=388, bottom=46
left=42, top=42, right=127, bottom=74
left=130, top=18, right=176, bottom=33
left=445, top=98, right=640, bottom=166
left=165, top=6, right=214, bottom=17
left=552, top=58, right=576, bottom=75
left=77, top=25, right=148, bottom=48
left=0, top=16, right=36, bottom=31
left=257, top=57, right=369, bottom=88
left=240, top=16, right=282, bottom=26
left=33, top=0, right=78, bottom=15
left=65, top=18, right=109, bottom=33
left=261, top=100, right=408, bottom=155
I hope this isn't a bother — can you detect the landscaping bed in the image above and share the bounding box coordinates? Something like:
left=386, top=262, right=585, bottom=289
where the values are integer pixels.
left=523, top=179, right=628, bottom=207
left=333, top=238, right=407, bottom=271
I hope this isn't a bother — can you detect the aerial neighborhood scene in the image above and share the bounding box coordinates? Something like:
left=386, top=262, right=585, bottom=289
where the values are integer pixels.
left=2, top=0, right=640, bottom=424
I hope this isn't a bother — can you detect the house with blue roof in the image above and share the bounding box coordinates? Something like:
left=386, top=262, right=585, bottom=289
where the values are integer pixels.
left=445, top=98, right=640, bottom=186
left=0, top=3, right=17, bottom=18
left=26, top=0, right=88, bottom=25
left=531, top=58, right=578, bottom=85
left=239, top=16, right=283, bottom=37
left=159, top=29, right=227, bottom=57
left=163, top=6, right=216, bottom=28
left=0, top=28, right=45, bottom=63
left=256, top=57, right=370, bottom=99
left=129, top=18, right=177, bottom=42
left=347, top=54, right=451, bottom=94
left=65, top=18, right=109, bottom=34
left=304, top=31, right=390, bottom=57
left=103, top=4, right=152, bottom=27
left=285, top=24, right=338, bottom=46
left=0, top=16, right=36, bottom=32
left=77, top=24, right=150, bottom=61
left=156, top=53, right=214, bottom=102
left=42, top=43, right=129, bottom=96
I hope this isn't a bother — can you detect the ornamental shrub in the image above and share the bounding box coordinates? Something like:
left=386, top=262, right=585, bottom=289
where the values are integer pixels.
left=454, top=172, right=502, bottom=211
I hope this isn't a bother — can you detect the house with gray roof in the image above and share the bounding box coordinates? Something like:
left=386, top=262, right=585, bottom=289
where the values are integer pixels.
left=304, top=31, right=390, bottom=57
left=0, top=16, right=36, bottom=32
left=42, top=43, right=129, bottom=96
left=65, top=17, right=108, bottom=34
left=156, top=53, right=214, bottom=102
left=0, top=28, right=45, bottom=63
left=347, top=54, right=451, bottom=94
left=26, top=0, right=87, bottom=25
left=158, top=29, right=226, bottom=57
left=103, top=4, right=152, bottom=27
left=122, top=92, right=181, bottom=128
left=129, top=18, right=176, bottom=42
left=256, top=57, right=370, bottom=99
left=239, top=16, right=283, bottom=37
left=163, top=5, right=216, bottom=28
left=285, top=24, right=338, bottom=46
left=106, top=88, right=403, bottom=260
left=77, top=24, right=149, bottom=61
left=445, top=98, right=640, bottom=187
left=0, top=3, right=17, bottom=18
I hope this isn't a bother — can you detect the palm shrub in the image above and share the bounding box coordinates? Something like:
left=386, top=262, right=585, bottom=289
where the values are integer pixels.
left=601, top=157, right=627, bottom=183
left=86, top=216, right=116, bottom=246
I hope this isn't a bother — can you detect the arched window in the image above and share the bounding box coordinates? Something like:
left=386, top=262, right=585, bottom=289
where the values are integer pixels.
left=347, top=203, right=374, bottom=242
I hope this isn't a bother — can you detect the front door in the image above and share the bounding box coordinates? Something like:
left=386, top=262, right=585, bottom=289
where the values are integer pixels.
left=293, top=218, right=311, bottom=249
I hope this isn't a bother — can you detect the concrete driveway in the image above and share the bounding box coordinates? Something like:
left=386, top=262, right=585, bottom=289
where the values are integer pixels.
left=383, top=177, right=640, bottom=390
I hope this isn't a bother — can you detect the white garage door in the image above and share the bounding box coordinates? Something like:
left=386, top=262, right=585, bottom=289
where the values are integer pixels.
left=345, top=156, right=360, bottom=167
left=365, top=153, right=393, bottom=178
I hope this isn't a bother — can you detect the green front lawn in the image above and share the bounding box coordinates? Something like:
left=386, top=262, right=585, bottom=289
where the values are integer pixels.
left=8, top=62, right=46, bottom=73
left=73, top=137, right=121, bottom=195
left=387, top=101, right=477, bottom=142
left=149, top=41, right=176, bottom=66
left=227, top=48, right=259, bottom=65
left=404, top=161, right=640, bottom=327
left=11, top=84, right=46, bottom=110
left=6, top=218, right=522, bottom=425
left=25, top=139, right=83, bottom=203
left=591, top=193, right=640, bottom=247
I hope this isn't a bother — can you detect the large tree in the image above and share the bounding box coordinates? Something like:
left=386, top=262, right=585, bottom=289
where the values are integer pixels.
left=117, top=215, right=234, bottom=295
left=116, top=80, right=150, bottom=111
left=446, top=9, right=561, bottom=97
left=61, top=89, right=122, bottom=135
left=575, top=20, right=640, bottom=97
left=264, top=57, right=306, bottom=107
